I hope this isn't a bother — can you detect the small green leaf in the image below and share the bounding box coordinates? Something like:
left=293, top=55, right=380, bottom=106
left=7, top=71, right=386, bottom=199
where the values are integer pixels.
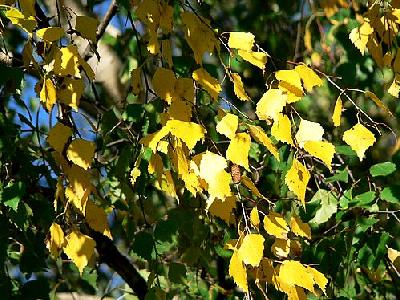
left=168, top=263, right=187, bottom=284
left=335, top=145, right=357, bottom=156
left=132, top=231, right=155, bottom=261
left=350, top=191, right=376, bottom=207
left=309, top=189, right=338, bottom=224
left=325, top=169, right=349, bottom=183
left=370, top=162, right=396, bottom=177
left=0, top=181, right=25, bottom=211
left=380, top=186, right=400, bottom=203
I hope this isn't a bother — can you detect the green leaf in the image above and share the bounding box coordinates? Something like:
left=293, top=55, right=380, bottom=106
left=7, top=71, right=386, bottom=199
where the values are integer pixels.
left=350, top=191, right=376, bottom=208
left=0, top=181, right=25, bottom=211
left=325, top=169, right=349, bottom=183
left=168, top=263, right=187, bottom=284
left=369, top=162, right=396, bottom=177
left=132, top=231, right=155, bottom=261
left=339, top=189, right=352, bottom=209
left=309, top=189, right=338, bottom=224
left=373, top=232, right=390, bottom=269
left=122, top=104, right=145, bottom=123
left=380, top=185, right=400, bottom=203
left=335, top=145, right=357, bottom=156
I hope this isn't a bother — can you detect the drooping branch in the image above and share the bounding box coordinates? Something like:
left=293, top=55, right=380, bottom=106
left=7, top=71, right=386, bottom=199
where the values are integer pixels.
left=83, top=226, right=148, bottom=300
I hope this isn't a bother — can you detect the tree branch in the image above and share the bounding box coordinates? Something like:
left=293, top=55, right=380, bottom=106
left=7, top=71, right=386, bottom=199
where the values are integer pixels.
left=83, top=226, right=148, bottom=300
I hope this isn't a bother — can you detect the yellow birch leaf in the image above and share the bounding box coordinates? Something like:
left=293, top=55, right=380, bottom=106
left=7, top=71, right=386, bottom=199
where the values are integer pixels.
left=64, top=230, right=96, bottom=274
left=192, top=68, right=221, bottom=100
left=58, top=78, right=84, bottom=110
left=304, top=27, right=312, bottom=51
left=294, top=64, right=323, bottom=92
left=40, top=78, right=57, bottom=112
left=303, top=141, right=335, bottom=170
left=226, top=133, right=251, bottom=170
left=47, top=222, right=65, bottom=257
left=228, top=32, right=255, bottom=51
left=22, top=41, right=34, bottom=68
left=36, top=27, right=65, bottom=42
left=278, top=260, right=315, bottom=294
left=229, top=250, right=248, bottom=292
left=79, top=58, right=95, bottom=80
left=131, top=68, right=141, bottom=95
left=148, top=153, right=163, bottom=176
left=285, top=159, right=310, bottom=206
left=174, top=78, right=194, bottom=103
left=155, top=171, right=177, bottom=198
left=237, top=49, right=267, bottom=69
left=168, top=98, right=192, bottom=121
left=76, top=16, right=98, bottom=42
left=169, top=139, right=189, bottom=175
left=271, top=239, right=290, bottom=258
left=147, top=29, right=160, bottom=54
left=136, top=0, right=160, bottom=30
left=248, top=125, right=280, bottom=161
left=257, top=258, right=275, bottom=284
left=271, top=114, right=293, bottom=145
left=388, top=74, right=400, bottom=98
left=130, top=167, right=141, bottom=186
left=20, top=0, right=35, bottom=16
left=65, top=185, right=90, bottom=213
left=216, top=113, right=238, bottom=139
left=47, top=123, right=72, bottom=153
left=181, top=12, right=219, bottom=64
left=250, top=207, right=260, bottom=227
left=307, top=266, right=328, bottom=295
left=64, top=165, right=93, bottom=203
left=276, top=70, right=303, bottom=93
left=231, top=73, right=250, bottom=101
left=256, top=89, right=287, bottom=121
left=161, top=39, right=173, bottom=67
left=290, top=216, right=311, bottom=239
left=153, top=68, right=176, bottom=103
left=139, top=126, right=170, bottom=153
left=332, top=96, right=342, bottom=127
left=166, top=120, right=205, bottom=150
left=241, top=175, right=266, bottom=200
left=365, top=91, right=393, bottom=117
left=383, top=52, right=393, bottom=67
left=85, top=200, right=112, bottom=239
left=53, top=45, right=81, bottom=77
left=349, top=22, right=373, bottom=55
left=367, top=36, right=384, bottom=68
left=263, top=212, right=289, bottom=239
left=238, top=234, right=264, bottom=267
left=67, top=139, right=96, bottom=170
left=5, top=8, right=37, bottom=33
left=343, top=123, right=375, bottom=161
left=157, top=140, right=169, bottom=154
left=209, top=196, right=237, bottom=223
left=287, top=286, right=307, bottom=300
left=388, top=248, right=400, bottom=271
left=295, top=119, right=324, bottom=148
left=159, top=3, right=173, bottom=33
left=199, top=151, right=232, bottom=203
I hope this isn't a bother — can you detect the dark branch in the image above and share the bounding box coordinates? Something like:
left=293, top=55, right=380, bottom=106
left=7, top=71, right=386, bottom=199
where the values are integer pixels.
left=84, top=226, right=148, bottom=300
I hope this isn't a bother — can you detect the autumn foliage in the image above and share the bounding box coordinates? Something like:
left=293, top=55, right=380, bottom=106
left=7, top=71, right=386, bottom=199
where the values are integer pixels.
left=1, top=0, right=400, bottom=299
